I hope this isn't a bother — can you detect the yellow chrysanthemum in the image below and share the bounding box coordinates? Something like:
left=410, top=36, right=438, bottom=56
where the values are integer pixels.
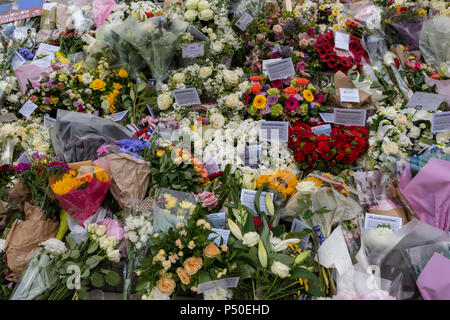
left=118, top=69, right=128, bottom=78
left=253, top=95, right=267, bottom=109
left=302, top=89, right=314, bottom=103
left=90, top=79, right=107, bottom=91
left=94, top=166, right=109, bottom=182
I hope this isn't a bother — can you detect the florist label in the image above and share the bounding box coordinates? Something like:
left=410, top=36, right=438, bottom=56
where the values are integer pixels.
left=333, top=108, right=367, bottom=127
left=259, top=121, right=289, bottom=142
left=107, top=110, right=128, bottom=122
left=197, top=277, right=240, bottom=294
left=431, top=111, right=450, bottom=133
left=364, top=213, right=403, bottom=231
left=319, top=113, right=334, bottom=123
left=334, top=31, right=350, bottom=51
left=172, top=88, right=201, bottom=107
left=207, top=228, right=230, bottom=247
left=235, top=11, right=254, bottom=31
left=34, top=43, right=60, bottom=59
left=202, top=156, right=220, bottom=175
left=339, top=88, right=360, bottom=103
left=266, top=57, right=296, bottom=81
left=188, top=25, right=210, bottom=42
left=311, top=124, right=332, bottom=136
left=206, top=212, right=227, bottom=229
left=43, top=116, right=56, bottom=128
left=406, top=92, right=446, bottom=111
left=18, top=100, right=37, bottom=118
left=16, top=152, right=30, bottom=164
left=244, top=145, right=261, bottom=168
left=181, top=42, right=205, bottom=59
left=240, top=189, right=274, bottom=215
left=262, top=58, right=282, bottom=76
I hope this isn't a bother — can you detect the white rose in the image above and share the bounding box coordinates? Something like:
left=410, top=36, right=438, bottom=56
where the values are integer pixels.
left=81, top=73, right=94, bottom=85
left=172, top=72, right=186, bottom=83
left=184, top=9, right=198, bottom=22
left=242, top=232, right=260, bottom=247
left=224, top=93, right=239, bottom=107
left=157, top=93, right=173, bottom=110
left=199, top=66, right=212, bottom=79
left=101, top=99, right=110, bottom=113
left=296, top=180, right=319, bottom=195
left=107, top=248, right=120, bottom=263
left=40, top=238, right=67, bottom=255
left=95, top=225, right=107, bottom=237
left=223, top=70, right=239, bottom=85
left=408, top=126, right=421, bottom=139
left=211, top=41, right=224, bottom=53
left=197, top=0, right=210, bottom=10
left=199, top=9, right=214, bottom=21
left=394, top=114, right=407, bottom=126
left=210, top=113, right=225, bottom=128
left=271, top=261, right=291, bottom=278
left=185, top=0, right=199, bottom=10
left=383, top=107, right=397, bottom=120
left=381, top=140, right=399, bottom=155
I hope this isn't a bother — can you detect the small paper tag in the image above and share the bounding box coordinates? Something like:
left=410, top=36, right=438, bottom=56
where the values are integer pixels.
left=172, top=88, right=201, bottom=107
left=203, top=156, right=220, bottom=175
left=244, top=145, right=261, bottom=168
left=11, top=50, right=26, bottom=70
left=43, top=116, right=56, bottom=128
left=406, top=92, right=446, bottom=111
left=335, top=31, right=350, bottom=51
left=259, top=121, right=289, bottom=142
left=431, top=111, right=450, bottom=133
left=364, top=213, right=402, bottom=231
left=339, top=88, right=360, bottom=103
left=32, top=55, right=52, bottom=69
left=188, top=25, right=210, bottom=42
left=319, top=113, right=334, bottom=123
left=240, top=189, right=274, bottom=215
left=235, top=11, right=254, bottom=31
left=266, top=57, right=296, bottom=81
left=197, top=277, right=240, bottom=294
left=34, top=43, right=60, bottom=59
left=207, top=228, right=230, bottom=247
left=18, top=101, right=38, bottom=118
left=107, top=110, right=128, bottom=122
left=16, top=152, right=31, bottom=164
left=205, top=212, right=227, bottom=229
left=181, top=42, right=205, bottom=59
left=333, top=108, right=367, bottom=127
left=262, top=58, right=282, bottom=75
left=311, top=124, right=332, bottom=136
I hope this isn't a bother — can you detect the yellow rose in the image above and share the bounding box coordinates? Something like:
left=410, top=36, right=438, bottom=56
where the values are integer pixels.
left=176, top=267, right=191, bottom=285
left=156, top=277, right=176, bottom=294
left=183, top=256, right=203, bottom=276
left=203, top=242, right=221, bottom=259
left=90, top=79, right=107, bottom=91
left=118, top=69, right=128, bottom=78
left=113, top=83, right=123, bottom=90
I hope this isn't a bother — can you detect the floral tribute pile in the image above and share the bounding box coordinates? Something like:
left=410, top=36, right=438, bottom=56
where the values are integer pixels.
left=0, top=0, right=448, bottom=302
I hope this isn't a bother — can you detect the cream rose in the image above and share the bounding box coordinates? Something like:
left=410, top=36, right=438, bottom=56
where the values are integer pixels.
left=185, top=0, right=199, bottom=10
left=107, top=248, right=120, bottom=263
left=172, top=72, right=186, bottom=83
left=383, top=107, right=397, bottom=120
left=197, top=0, right=210, bottom=10
left=199, top=9, right=213, bottom=21
left=270, top=261, right=290, bottom=278
left=176, top=267, right=191, bottom=285
left=184, top=9, right=198, bottom=22
left=157, top=93, right=173, bottom=110
left=211, top=41, right=224, bottom=53
left=225, top=93, right=239, bottom=107
left=381, top=140, right=399, bottom=155
left=296, top=180, right=319, bottom=195
left=394, top=113, right=407, bottom=126
left=156, top=277, right=176, bottom=294
left=199, top=66, right=212, bottom=79
left=210, top=113, right=225, bottom=128
left=242, top=232, right=260, bottom=247
left=183, top=256, right=203, bottom=275
left=223, top=70, right=239, bottom=85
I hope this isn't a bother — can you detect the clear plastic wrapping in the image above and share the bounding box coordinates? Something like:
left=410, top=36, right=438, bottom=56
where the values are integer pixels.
left=419, top=16, right=450, bottom=72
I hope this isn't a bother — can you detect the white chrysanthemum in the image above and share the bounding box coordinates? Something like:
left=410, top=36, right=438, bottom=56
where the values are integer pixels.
left=143, top=287, right=171, bottom=300
left=40, top=238, right=67, bottom=255
left=203, top=287, right=233, bottom=300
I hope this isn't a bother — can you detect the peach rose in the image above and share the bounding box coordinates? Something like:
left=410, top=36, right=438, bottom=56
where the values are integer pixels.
left=183, top=256, right=203, bottom=275
left=157, top=277, right=176, bottom=294
left=203, top=242, right=221, bottom=259
left=176, top=267, right=191, bottom=285
left=273, top=24, right=283, bottom=34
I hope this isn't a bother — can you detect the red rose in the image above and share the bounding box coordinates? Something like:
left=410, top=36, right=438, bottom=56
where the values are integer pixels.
left=303, top=142, right=315, bottom=155
left=294, top=152, right=305, bottom=162
left=317, top=141, right=330, bottom=155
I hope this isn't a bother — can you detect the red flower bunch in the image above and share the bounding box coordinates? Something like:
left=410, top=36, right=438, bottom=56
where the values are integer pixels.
left=253, top=217, right=272, bottom=233
left=288, top=121, right=369, bottom=173
left=315, top=31, right=368, bottom=74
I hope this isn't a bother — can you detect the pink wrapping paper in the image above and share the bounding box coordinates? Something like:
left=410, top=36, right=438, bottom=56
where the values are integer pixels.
left=15, top=64, right=52, bottom=94
left=417, top=252, right=450, bottom=300
left=424, top=74, right=450, bottom=104
left=93, top=0, right=117, bottom=28
left=55, top=178, right=110, bottom=225
left=400, top=158, right=450, bottom=232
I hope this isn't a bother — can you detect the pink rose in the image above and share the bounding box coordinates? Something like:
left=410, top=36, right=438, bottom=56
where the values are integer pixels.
left=273, top=24, right=283, bottom=34
left=198, top=191, right=218, bottom=210
left=98, top=218, right=125, bottom=242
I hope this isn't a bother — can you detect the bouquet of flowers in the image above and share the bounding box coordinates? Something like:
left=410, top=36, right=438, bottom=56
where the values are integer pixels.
left=50, top=165, right=111, bottom=225
left=244, top=75, right=326, bottom=122
left=315, top=30, right=369, bottom=74
left=289, top=121, right=369, bottom=173
left=106, top=0, right=163, bottom=23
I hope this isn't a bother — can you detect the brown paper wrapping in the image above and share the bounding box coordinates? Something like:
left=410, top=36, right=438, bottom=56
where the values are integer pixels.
left=7, top=180, right=31, bottom=212
left=391, top=46, right=408, bottom=68
left=389, top=179, right=418, bottom=222
left=4, top=203, right=59, bottom=282
left=327, top=71, right=371, bottom=108
left=105, top=153, right=151, bottom=209
left=265, top=0, right=281, bottom=13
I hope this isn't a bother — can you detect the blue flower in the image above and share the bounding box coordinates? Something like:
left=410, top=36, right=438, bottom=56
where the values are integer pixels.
left=119, top=139, right=151, bottom=157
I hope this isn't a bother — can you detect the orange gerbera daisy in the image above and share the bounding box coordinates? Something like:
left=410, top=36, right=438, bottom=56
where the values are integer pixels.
left=284, top=86, right=300, bottom=96
left=296, top=78, right=309, bottom=86
left=250, top=75, right=262, bottom=82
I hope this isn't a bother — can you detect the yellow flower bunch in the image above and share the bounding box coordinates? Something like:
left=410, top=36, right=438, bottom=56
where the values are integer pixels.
left=94, top=165, right=109, bottom=182
left=118, top=69, right=128, bottom=78
left=55, top=52, right=71, bottom=65
left=256, top=169, right=298, bottom=198
left=51, top=170, right=86, bottom=196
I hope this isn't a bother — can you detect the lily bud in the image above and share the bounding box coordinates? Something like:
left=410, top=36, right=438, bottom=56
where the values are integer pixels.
left=227, top=219, right=242, bottom=241
left=294, top=250, right=311, bottom=266
left=265, top=193, right=275, bottom=216
left=273, top=238, right=301, bottom=252
left=258, top=240, right=268, bottom=269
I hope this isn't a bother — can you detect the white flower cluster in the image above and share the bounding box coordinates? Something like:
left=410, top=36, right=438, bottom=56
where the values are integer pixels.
left=203, top=287, right=233, bottom=300
left=39, top=238, right=67, bottom=256
left=142, top=287, right=171, bottom=300
left=203, top=119, right=297, bottom=173
left=365, top=104, right=450, bottom=170
left=107, top=1, right=163, bottom=23
left=124, top=213, right=153, bottom=250
left=87, top=223, right=121, bottom=263
left=0, top=120, right=51, bottom=155
left=0, top=239, right=5, bottom=253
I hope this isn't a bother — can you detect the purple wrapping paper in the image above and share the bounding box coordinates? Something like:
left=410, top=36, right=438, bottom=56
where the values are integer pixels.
left=417, top=252, right=450, bottom=300
left=400, top=158, right=450, bottom=232
left=390, top=16, right=424, bottom=50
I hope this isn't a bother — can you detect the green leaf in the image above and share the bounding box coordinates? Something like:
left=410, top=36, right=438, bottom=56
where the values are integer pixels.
left=87, top=241, right=98, bottom=254
left=105, top=271, right=121, bottom=286
left=80, top=268, right=90, bottom=279
left=91, top=272, right=105, bottom=288
left=66, top=237, right=76, bottom=249
left=259, top=214, right=271, bottom=252
left=269, top=253, right=295, bottom=267
left=70, top=250, right=80, bottom=259
left=137, top=81, right=146, bottom=93
left=86, top=255, right=102, bottom=269
left=198, top=271, right=211, bottom=284
left=130, top=88, right=135, bottom=101
left=254, top=186, right=264, bottom=214
left=236, top=262, right=254, bottom=280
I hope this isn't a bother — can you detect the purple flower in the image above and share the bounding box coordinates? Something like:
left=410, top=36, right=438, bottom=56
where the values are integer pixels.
left=296, top=61, right=306, bottom=72
left=280, top=46, right=293, bottom=57
left=46, top=79, right=55, bottom=89
left=44, top=97, right=51, bottom=105
left=283, top=76, right=294, bottom=86
left=307, top=27, right=315, bottom=37
left=261, top=105, right=271, bottom=115
left=272, top=43, right=281, bottom=54
left=15, top=163, right=31, bottom=173
left=119, top=139, right=151, bottom=156
left=266, top=95, right=278, bottom=106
